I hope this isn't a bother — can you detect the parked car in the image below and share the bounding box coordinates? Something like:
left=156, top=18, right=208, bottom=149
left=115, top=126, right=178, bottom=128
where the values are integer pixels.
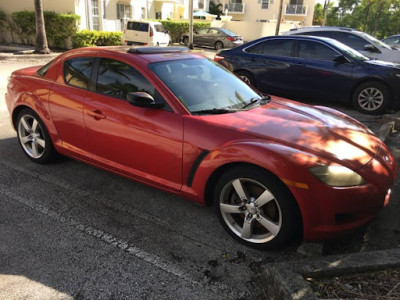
left=122, top=20, right=171, bottom=46
left=181, top=27, right=243, bottom=50
left=5, top=46, right=397, bottom=249
left=283, top=26, right=400, bottom=63
left=382, top=35, right=400, bottom=49
left=215, top=35, right=400, bottom=114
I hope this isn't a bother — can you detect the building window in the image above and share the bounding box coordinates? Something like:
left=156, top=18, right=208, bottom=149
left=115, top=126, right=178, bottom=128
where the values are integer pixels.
left=91, top=0, right=100, bottom=30
left=117, top=3, right=131, bottom=31
left=261, top=0, right=269, bottom=9
left=141, top=7, right=146, bottom=19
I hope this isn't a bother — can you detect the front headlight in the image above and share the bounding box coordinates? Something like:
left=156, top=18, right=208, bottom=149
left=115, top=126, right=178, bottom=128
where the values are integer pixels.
left=309, top=165, right=366, bottom=187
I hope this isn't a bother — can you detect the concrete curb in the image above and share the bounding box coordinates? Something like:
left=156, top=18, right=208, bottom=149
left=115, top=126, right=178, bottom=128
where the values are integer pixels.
left=261, top=248, right=400, bottom=299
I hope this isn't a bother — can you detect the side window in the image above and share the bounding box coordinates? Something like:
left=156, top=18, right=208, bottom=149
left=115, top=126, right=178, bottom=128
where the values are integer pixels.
left=96, top=58, right=169, bottom=108
left=209, top=29, right=219, bottom=35
left=247, top=39, right=293, bottom=57
left=198, top=29, right=208, bottom=34
left=335, top=32, right=367, bottom=50
left=64, top=57, right=94, bottom=89
left=297, top=40, right=338, bottom=61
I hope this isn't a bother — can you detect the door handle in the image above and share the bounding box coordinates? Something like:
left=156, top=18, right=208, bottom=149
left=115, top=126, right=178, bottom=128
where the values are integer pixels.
left=87, top=109, right=106, bottom=120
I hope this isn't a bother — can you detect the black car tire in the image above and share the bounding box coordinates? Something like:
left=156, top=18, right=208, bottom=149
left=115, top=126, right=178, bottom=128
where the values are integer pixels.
left=183, top=36, right=189, bottom=46
left=235, top=70, right=256, bottom=87
left=16, top=108, right=56, bottom=164
left=215, top=41, right=224, bottom=50
left=352, top=81, right=391, bottom=115
left=214, top=165, right=302, bottom=250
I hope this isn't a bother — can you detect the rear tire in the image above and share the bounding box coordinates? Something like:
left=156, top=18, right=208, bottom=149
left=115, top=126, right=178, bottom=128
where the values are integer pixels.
left=16, top=108, right=56, bottom=164
left=215, top=41, right=224, bottom=51
left=352, top=81, right=390, bottom=114
left=214, top=166, right=302, bottom=250
left=183, top=36, right=189, bottom=46
left=235, top=70, right=256, bottom=87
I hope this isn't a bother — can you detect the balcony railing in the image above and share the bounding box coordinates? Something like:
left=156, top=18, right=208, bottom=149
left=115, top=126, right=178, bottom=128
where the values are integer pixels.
left=284, top=4, right=307, bottom=15
left=224, top=3, right=245, bottom=14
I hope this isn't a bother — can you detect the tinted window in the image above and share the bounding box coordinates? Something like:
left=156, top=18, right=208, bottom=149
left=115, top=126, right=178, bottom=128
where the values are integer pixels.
left=64, top=57, right=94, bottom=89
left=335, top=32, right=367, bottom=50
left=127, top=22, right=149, bottom=32
left=297, top=40, right=338, bottom=61
left=96, top=58, right=166, bottom=106
left=37, top=60, right=54, bottom=77
left=247, top=39, right=293, bottom=57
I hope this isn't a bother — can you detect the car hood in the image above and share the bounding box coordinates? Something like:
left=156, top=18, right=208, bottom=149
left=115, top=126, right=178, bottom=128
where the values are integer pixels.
left=200, top=98, right=380, bottom=170
left=364, top=59, right=400, bottom=69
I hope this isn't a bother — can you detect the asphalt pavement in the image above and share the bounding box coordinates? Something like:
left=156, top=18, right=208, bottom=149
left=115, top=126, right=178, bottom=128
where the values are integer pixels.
left=1, top=45, right=399, bottom=299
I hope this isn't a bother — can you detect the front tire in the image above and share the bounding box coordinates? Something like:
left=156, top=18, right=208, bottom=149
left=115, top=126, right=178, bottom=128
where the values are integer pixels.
left=16, top=108, right=56, bottom=164
left=352, top=81, right=390, bottom=114
left=214, top=166, right=302, bottom=250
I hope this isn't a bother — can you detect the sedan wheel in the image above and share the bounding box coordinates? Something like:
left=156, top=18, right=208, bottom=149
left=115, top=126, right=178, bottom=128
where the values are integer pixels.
left=183, top=37, right=189, bottom=46
left=235, top=70, right=256, bottom=87
left=17, top=109, right=56, bottom=164
left=215, top=41, right=224, bottom=51
left=214, top=166, right=301, bottom=249
left=352, top=81, right=390, bottom=114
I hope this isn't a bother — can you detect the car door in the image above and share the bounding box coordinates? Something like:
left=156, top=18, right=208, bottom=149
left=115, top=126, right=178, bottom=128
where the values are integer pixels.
left=83, top=57, right=183, bottom=191
left=243, top=38, right=296, bottom=95
left=194, top=28, right=209, bottom=46
left=48, top=56, right=94, bottom=159
left=292, top=39, right=354, bottom=101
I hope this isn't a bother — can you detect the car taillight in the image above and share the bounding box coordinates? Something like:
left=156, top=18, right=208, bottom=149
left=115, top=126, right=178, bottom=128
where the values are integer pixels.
left=214, top=55, right=225, bottom=62
left=150, top=27, right=153, bottom=37
left=227, top=37, right=234, bottom=41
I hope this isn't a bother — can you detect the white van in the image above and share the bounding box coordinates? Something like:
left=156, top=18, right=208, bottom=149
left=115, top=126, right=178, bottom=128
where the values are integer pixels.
left=122, top=20, right=171, bottom=47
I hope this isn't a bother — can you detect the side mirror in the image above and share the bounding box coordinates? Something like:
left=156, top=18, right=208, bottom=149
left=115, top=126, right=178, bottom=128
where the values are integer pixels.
left=127, top=92, right=164, bottom=109
left=332, top=54, right=349, bottom=64
left=364, top=44, right=380, bottom=53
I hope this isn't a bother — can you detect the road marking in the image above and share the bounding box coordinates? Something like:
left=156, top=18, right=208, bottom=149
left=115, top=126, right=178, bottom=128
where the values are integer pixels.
left=0, top=160, right=222, bottom=251
left=0, top=184, right=243, bottom=298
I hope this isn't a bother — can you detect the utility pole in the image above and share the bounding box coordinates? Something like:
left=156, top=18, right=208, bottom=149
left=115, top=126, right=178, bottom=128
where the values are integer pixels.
left=275, top=0, right=284, bottom=35
left=189, top=0, right=194, bottom=49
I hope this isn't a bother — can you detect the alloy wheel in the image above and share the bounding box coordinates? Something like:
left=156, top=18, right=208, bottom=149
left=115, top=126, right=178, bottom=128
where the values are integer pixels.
left=18, top=114, right=46, bottom=159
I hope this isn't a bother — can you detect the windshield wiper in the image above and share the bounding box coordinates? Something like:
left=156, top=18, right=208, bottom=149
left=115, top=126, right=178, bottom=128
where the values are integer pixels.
left=191, top=108, right=237, bottom=115
left=241, top=95, right=271, bottom=110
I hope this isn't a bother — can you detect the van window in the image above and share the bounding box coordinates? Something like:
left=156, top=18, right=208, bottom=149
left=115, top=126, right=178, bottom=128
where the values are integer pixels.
left=127, top=22, right=149, bottom=32
left=154, top=24, right=167, bottom=33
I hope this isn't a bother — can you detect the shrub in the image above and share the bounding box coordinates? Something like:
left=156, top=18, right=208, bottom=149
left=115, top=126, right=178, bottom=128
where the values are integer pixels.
left=11, top=10, right=80, bottom=47
left=148, top=20, right=211, bottom=43
left=72, top=30, right=122, bottom=48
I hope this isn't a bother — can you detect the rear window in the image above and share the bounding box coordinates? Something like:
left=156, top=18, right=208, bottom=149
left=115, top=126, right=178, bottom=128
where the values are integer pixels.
left=37, top=60, right=54, bottom=77
left=127, top=22, right=149, bottom=32
left=154, top=24, right=167, bottom=33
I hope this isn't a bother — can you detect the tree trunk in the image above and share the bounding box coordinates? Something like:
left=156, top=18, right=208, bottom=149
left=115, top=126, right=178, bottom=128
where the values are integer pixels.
left=34, top=0, right=51, bottom=54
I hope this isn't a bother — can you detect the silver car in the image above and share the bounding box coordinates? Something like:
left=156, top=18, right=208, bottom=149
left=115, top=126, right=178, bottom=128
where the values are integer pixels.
left=382, top=35, right=400, bottom=49
left=181, top=27, right=243, bottom=50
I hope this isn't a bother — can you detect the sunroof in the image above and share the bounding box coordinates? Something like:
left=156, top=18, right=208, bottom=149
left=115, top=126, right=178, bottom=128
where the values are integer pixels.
left=128, top=47, right=190, bottom=54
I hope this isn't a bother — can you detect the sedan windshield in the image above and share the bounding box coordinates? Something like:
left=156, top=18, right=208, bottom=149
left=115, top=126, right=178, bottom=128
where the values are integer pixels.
left=329, top=39, right=370, bottom=61
left=149, top=58, right=264, bottom=113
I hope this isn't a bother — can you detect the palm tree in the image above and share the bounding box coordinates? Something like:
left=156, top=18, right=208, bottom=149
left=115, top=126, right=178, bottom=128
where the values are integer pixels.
left=209, top=1, right=223, bottom=20
left=34, top=0, right=50, bottom=54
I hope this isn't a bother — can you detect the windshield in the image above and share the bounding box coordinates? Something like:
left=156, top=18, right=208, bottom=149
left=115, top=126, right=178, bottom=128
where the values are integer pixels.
left=149, top=58, right=263, bottom=113
left=329, top=39, right=370, bottom=61
left=359, top=32, right=392, bottom=50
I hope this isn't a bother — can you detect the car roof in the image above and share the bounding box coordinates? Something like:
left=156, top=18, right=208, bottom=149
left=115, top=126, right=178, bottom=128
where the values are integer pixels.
left=251, top=34, right=339, bottom=44
left=57, top=46, right=204, bottom=64
left=285, top=26, right=360, bottom=34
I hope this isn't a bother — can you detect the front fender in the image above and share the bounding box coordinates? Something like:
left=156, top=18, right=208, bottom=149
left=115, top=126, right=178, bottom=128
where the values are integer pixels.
left=181, top=139, right=328, bottom=205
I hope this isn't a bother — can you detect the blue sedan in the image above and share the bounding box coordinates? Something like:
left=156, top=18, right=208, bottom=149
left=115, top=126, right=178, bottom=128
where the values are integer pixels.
left=214, top=35, right=400, bottom=114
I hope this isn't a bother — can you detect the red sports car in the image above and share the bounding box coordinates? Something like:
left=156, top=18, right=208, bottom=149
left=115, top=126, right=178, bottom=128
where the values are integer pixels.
left=5, top=46, right=397, bottom=249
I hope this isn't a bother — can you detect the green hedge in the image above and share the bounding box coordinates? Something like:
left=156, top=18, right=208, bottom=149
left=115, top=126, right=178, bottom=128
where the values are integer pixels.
left=72, top=30, right=122, bottom=48
left=148, top=20, right=211, bottom=43
left=11, top=10, right=79, bottom=47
